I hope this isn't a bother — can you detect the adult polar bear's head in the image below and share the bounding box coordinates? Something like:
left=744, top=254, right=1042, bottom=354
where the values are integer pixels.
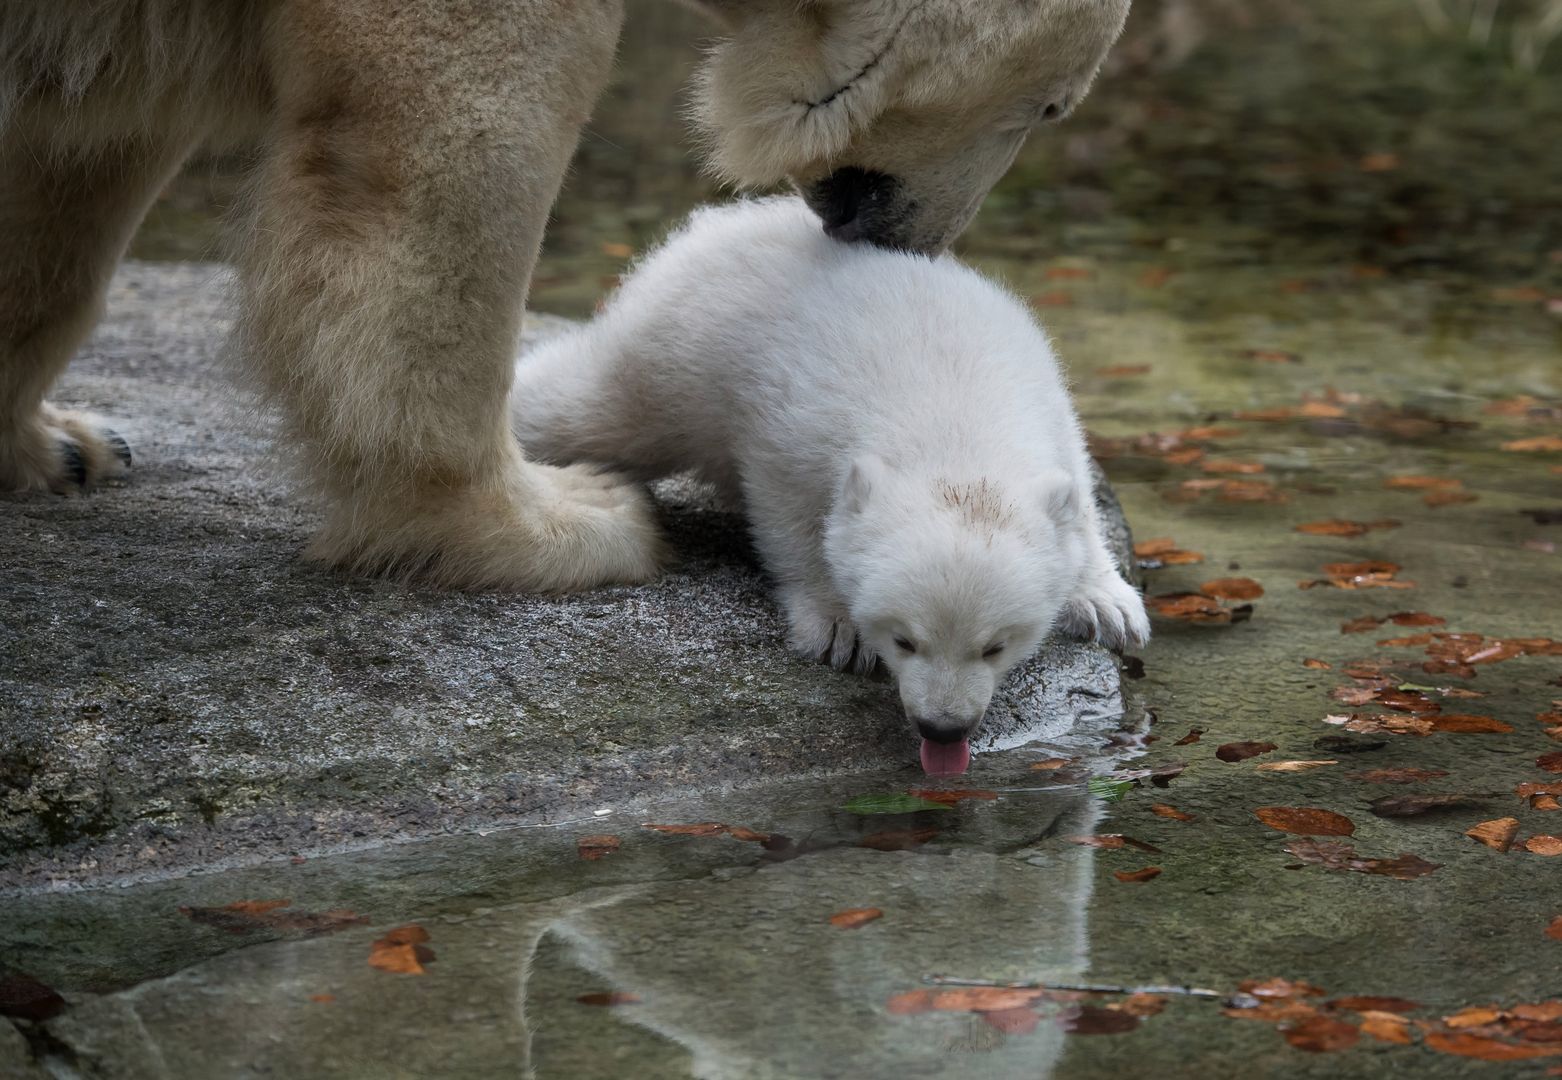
left=691, top=0, right=1131, bottom=253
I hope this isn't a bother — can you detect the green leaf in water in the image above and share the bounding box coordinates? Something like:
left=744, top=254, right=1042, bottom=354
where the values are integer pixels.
left=1088, top=777, right=1135, bottom=803
left=1396, top=682, right=1439, bottom=692
left=843, top=793, right=954, bottom=815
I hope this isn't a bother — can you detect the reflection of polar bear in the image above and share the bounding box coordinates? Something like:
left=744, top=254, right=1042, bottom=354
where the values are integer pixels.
left=513, top=199, right=1148, bottom=764
left=0, top=0, right=1128, bottom=592
left=527, top=785, right=1108, bottom=1080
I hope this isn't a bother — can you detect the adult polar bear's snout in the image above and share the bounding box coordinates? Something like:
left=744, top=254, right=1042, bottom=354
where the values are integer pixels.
left=693, top=0, right=1132, bottom=252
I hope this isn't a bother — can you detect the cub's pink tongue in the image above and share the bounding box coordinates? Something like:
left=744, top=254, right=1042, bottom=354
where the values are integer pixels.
left=920, top=738, right=971, bottom=777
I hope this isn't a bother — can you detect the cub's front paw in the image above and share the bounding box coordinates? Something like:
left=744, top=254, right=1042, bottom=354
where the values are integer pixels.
left=0, top=404, right=132, bottom=495
left=782, top=592, right=878, bottom=674
left=1059, top=571, right=1151, bottom=651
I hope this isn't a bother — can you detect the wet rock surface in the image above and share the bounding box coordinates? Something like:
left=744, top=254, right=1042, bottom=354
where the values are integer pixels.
left=0, top=262, right=1135, bottom=889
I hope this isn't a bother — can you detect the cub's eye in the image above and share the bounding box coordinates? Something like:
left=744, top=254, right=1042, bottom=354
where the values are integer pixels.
left=982, top=643, right=1005, bottom=659
left=893, top=636, right=917, bottom=654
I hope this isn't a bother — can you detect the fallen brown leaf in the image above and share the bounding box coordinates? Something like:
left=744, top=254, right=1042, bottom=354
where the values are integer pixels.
left=577, top=991, right=642, bottom=1006
left=1359, top=1010, right=1413, bottom=1043
left=1116, top=992, right=1169, bottom=1017
left=907, top=788, right=998, bottom=804
left=1151, top=803, right=1196, bottom=821
left=1174, top=727, right=1204, bottom=745
left=1324, top=712, right=1435, bottom=737
left=981, top=1005, right=1042, bottom=1035
left=1256, top=806, right=1356, bottom=835
left=1385, top=474, right=1462, bottom=490
left=887, top=986, right=1050, bottom=1015
left=1548, top=917, right=1562, bottom=941
left=642, top=822, right=727, bottom=835
left=1283, top=1014, right=1360, bottom=1052
left=1067, top=834, right=1163, bottom=853
left=577, top=835, right=621, bottom=860
left=0, top=967, right=67, bottom=1022
left=1539, top=751, right=1562, bottom=773
left=1525, top=836, right=1562, bottom=856
left=1425, top=1031, right=1562, bottom=1061
left=828, top=907, right=884, bottom=929
left=1063, top=1005, right=1142, bottom=1035
left=1303, top=658, right=1332, bottom=670
left=1201, top=459, right=1266, bottom=474
left=1296, top=519, right=1401, bottom=537
left=1373, top=793, right=1492, bottom=818
left=1199, top=577, right=1265, bottom=600
left=859, top=828, right=939, bottom=851
left=1504, top=436, right=1562, bottom=452
left=1519, top=782, right=1562, bottom=800
left=1329, top=995, right=1421, bottom=1013
left=1113, top=866, right=1162, bottom=883
left=1255, top=760, right=1338, bottom=772
left=367, top=925, right=434, bottom=976
left=1030, top=757, right=1071, bottom=771
left=1218, top=741, right=1278, bottom=762
left=1285, top=838, right=1441, bottom=878
left=1350, top=767, right=1450, bottom=783
left=1241, top=977, right=1327, bottom=999
left=1148, top=592, right=1240, bottom=623
left=1466, top=818, right=1521, bottom=852
left=1536, top=795, right=1562, bottom=811
left=1430, top=714, right=1513, bottom=734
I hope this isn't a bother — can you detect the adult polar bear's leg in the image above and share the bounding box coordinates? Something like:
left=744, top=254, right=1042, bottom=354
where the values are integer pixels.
left=0, top=132, right=194, bottom=493
left=241, top=0, right=663, bottom=590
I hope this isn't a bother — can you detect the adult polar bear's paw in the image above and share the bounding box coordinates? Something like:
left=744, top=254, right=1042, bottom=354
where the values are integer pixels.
left=308, top=458, right=667, bottom=592
left=1058, top=569, right=1151, bottom=652
left=0, top=402, right=132, bottom=495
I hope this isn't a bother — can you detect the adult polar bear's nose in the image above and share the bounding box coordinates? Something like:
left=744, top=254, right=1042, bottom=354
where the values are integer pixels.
left=802, top=167, right=904, bottom=246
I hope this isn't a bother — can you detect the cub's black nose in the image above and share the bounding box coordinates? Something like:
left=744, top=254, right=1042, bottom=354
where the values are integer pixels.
left=915, top=716, right=971, bottom=745
left=804, top=167, right=900, bottom=243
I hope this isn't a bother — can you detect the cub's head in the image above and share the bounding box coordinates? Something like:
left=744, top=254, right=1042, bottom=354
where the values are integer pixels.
left=825, top=457, right=1087, bottom=767
left=691, top=0, right=1131, bottom=252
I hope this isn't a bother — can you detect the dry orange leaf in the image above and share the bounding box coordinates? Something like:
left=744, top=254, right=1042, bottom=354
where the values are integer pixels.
left=1539, top=751, right=1562, bottom=773
left=1425, top=1031, right=1562, bottom=1061
left=1113, top=866, right=1162, bottom=883
left=1504, top=436, right=1562, bottom=452
left=828, top=907, right=884, bottom=929
left=1359, top=1010, right=1413, bottom=1044
left=1384, top=475, right=1462, bottom=490
left=1465, top=818, right=1520, bottom=852
left=1518, top=782, right=1562, bottom=800
left=1295, top=519, right=1400, bottom=537
left=1303, top=658, right=1332, bottom=670
left=1283, top=1014, right=1360, bottom=1053
left=642, top=822, right=726, bottom=835
left=1425, top=489, right=1479, bottom=507
left=1149, top=593, right=1236, bottom=623
left=1430, top=714, right=1513, bottom=734
left=1536, top=795, right=1562, bottom=811
left=1255, top=760, right=1338, bottom=772
left=1030, top=757, right=1071, bottom=771
left=1201, top=459, right=1266, bottom=474
left=887, top=986, right=1049, bottom=1015
left=1547, top=917, right=1562, bottom=942
left=367, top=925, right=434, bottom=976
left=1525, top=836, right=1562, bottom=856
left=1241, top=977, right=1327, bottom=1000
left=1151, top=803, right=1196, bottom=821
left=1117, top=992, right=1169, bottom=1017
left=1200, top=577, right=1265, bottom=600
left=1330, top=995, right=1420, bottom=1014
left=1255, top=806, right=1356, bottom=836
left=577, top=835, right=621, bottom=860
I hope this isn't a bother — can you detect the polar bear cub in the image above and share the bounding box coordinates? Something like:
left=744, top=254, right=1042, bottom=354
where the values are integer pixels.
left=512, top=198, right=1148, bottom=772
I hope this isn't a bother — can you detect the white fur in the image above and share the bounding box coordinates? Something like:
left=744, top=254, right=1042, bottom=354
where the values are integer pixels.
left=513, top=198, right=1148, bottom=740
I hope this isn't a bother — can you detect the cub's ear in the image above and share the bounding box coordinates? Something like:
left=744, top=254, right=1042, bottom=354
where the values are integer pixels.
left=1034, top=468, right=1081, bottom=525
left=841, top=454, right=889, bottom=515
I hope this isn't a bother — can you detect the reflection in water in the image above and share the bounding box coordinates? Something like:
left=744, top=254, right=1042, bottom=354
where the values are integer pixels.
left=526, top=786, right=1105, bottom=1079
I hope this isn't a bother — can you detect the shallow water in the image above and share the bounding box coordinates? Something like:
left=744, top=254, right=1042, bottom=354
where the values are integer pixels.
left=11, top=1, right=1562, bottom=1076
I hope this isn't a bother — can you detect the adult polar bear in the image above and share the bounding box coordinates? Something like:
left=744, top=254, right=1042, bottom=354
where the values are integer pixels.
left=0, top=0, right=1130, bottom=590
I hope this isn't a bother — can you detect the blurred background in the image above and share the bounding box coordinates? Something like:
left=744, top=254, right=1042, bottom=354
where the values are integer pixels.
left=135, top=0, right=1562, bottom=315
